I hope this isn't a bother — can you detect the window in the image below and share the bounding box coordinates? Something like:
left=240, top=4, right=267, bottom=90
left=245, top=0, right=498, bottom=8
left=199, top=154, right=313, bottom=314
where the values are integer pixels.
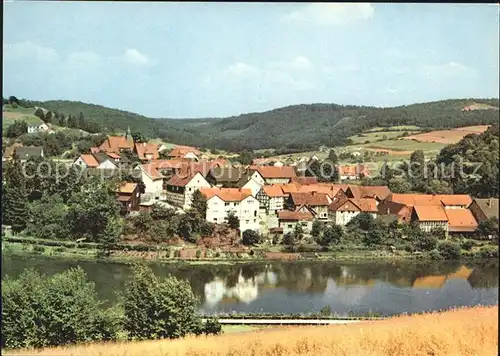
left=245, top=220, right=249, bottom=224
left=301, top=222, right=307, bottom=227
left=136, top=192, right=140, bottom=197
left=213, top=218, right=217, bottom=222
left=225, top=202, right=229, bottom=206
left=254, top=211, right=257, bottom=217
left=288, top=224, right=293, bottom=228
left=254, top=219, right=256, bottom=223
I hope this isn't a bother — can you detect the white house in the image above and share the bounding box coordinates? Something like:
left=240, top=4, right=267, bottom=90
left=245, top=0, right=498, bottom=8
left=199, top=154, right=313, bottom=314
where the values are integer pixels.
left=165, top=171, right=211, bottom=210
left=135, top=164, right=165, bottom=199
left=256, top=185, right=287, bottom=214
left=278, top=208, right=314, bottom=235
left=200, top=187, right=260, bottom=232
left=252, top=166, right=297, bottom=185
left=236, top=170, right=265, bottom=197
left=73, top=153, right=117, bottom=170
left=239, top=178, right=263, bottom=197
left=328, top=198, right=378, bottom=226
left=27, top=123, right=50, bottom=134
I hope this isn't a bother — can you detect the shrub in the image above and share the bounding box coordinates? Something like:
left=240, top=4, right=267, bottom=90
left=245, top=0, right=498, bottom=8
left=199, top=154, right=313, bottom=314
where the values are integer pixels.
left=33, top=245, right=45, bottom=253
left=460, top=240, right=475, bottom=251
left=122, top=264, right=202, bottom=340
left=475, top=245, right=499, bottom=259
left=2, top=268, right=119, bottom=349
left=195, top=250, right=202, bottom=259
left=429, top=249, right=443, bottom=260
left=437, top=241, right=461, bottom=260
left=242, top=229, right=261, bottom=246
left=203, top=318, right=222, bottom=335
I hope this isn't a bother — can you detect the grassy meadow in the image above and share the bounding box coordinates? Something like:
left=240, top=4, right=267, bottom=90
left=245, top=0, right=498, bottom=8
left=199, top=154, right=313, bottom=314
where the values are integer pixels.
left=5, top=306, right=497, bottom=356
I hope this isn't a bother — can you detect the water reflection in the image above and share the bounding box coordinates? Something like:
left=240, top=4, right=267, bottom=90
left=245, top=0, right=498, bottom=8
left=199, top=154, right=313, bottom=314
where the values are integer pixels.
left=2, top=256, right=498, bottom=315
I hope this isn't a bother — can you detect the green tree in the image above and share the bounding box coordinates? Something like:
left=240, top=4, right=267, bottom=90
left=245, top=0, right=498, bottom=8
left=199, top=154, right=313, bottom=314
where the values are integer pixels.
left=347, top=212, right=374, bottom=231
left=151, top=203, right=176, bottom=220
left=318, top=224, right=343, bottom=246
left=388, top=178, right=412, bottom=194
left=130, top=212, right=154, bottom=238
left=65, top=182, right=122, bottom=244
left=236, top=150, right=254, bottom=166
left=122, top=264, right=203, bottom=340
left=282, top=232, right=296, bottom=246
left=327, top=149, right=338, bottom=164
left=437, top=241, right=461, bottom=260
left=6, top=120, right=28, bottom=138
left=3, top=158, right=29, bottom=234
left=132, top=132, right=147, bottom=143
left=191, top=189, right=207, bottom=218
left=78, top=112, right=85, bottom=129
left=294, top=222, right=304, bottom=241
left=2, top=268, right=119, bottom=349
left=476, top=217, right=499, bottom=240
left=362, top=230, right=383, bottom=246
left=26, top=194, right=69, bottom=240
left=226, top=210, right=240, bottom=230
left=311, top=220, right=324, bottom=240
left=242, top=229, right=261, bottom=246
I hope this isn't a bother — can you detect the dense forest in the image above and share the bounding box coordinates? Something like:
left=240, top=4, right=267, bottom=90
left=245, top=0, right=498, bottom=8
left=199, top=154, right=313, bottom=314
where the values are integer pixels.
left=9, top=97, right=500, bottom=151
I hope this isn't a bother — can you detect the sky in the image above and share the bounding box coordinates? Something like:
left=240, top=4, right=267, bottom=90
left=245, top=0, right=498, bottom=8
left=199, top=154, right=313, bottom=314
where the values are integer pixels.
left=3, top=2, right=499, bottom=118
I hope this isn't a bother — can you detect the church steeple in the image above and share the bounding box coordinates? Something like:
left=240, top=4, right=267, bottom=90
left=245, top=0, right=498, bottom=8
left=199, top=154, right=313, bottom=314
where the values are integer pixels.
left=126, top=126, right=132, bottom=140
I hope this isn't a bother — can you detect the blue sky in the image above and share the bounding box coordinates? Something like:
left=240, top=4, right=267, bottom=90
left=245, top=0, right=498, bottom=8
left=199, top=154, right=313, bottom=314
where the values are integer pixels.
left=3, top=2, right=499, bottom=118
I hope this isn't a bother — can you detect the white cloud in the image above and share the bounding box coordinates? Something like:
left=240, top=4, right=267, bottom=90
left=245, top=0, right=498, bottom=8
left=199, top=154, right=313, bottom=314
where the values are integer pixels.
left=421, top=61, right=475, bottom=78
left=121, top=48, right=154, bottom=66
left=283, top=3, right=374, bottom=25
left=4, top=41, right=59, bottom=62
left=224, top=62, right=259, bottom=78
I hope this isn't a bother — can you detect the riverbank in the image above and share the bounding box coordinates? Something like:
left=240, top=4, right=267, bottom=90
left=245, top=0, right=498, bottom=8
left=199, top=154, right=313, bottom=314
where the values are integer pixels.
left=5, top=306, right=497, bottom=356
left=2, top=236, right=498, bottom=265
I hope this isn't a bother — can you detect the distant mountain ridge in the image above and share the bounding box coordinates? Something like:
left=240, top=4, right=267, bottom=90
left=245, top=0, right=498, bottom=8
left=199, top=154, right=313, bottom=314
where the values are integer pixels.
left=21, top=98, right=500, bottom=151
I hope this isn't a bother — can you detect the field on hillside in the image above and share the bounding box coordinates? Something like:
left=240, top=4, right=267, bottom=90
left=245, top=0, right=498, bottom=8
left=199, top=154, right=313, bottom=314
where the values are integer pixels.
left=402, top=125, right=490, bottom=144
left=7, top=306, right=497, bottom=356
left=2, top=105, right=44, bottom=128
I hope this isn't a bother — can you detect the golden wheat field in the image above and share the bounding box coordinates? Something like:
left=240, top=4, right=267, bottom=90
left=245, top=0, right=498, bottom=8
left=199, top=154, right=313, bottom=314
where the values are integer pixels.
left=5, top=306, right=498, bottom=356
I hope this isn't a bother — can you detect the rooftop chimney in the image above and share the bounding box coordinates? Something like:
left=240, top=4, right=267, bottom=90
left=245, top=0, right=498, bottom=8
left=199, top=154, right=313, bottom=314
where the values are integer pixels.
left=488, top=198, right=493, bottom=208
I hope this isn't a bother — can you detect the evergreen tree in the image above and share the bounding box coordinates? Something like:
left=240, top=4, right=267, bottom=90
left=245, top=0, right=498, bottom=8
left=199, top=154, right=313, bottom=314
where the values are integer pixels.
left=226, top=210, right=240, bottom=230
left=78, top=112, right=85, bottom=129
left=3, top=158, right=29, bottom=234
left=191, top=190, right=207, bottom=218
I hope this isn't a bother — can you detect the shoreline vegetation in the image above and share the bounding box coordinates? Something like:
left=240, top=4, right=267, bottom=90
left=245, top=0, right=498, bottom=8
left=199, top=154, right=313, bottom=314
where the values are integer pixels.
left=4, top=306, right=497, bottom=356
left=3, top=235, right=498, bottom=265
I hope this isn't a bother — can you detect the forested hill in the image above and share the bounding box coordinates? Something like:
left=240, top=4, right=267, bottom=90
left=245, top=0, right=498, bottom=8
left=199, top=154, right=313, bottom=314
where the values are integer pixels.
left=21, top=98, right=500, bottom=151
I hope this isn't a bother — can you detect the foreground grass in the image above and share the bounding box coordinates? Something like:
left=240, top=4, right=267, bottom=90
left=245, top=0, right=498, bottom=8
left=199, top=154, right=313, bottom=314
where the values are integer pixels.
left=6, top=306, right=497, bottom=356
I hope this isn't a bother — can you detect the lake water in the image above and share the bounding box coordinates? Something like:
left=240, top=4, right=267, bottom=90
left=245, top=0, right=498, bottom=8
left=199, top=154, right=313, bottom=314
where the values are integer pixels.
left=2, top=256, right=498, bottom=316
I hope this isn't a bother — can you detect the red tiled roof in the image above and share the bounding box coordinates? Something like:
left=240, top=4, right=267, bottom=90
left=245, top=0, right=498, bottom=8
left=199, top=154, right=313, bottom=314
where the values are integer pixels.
left=329, top=198, right=378, bottom=212
left=200, top=187, right=253, bottom=202
left=254, top=166, right=297, bottom=179
left=347, top=185, right=391, bottom=200
left=445, top=208, right=478, bottom=232
left=166, top=172, right=197, bottom=187
left=263, top=185, right=288, bottom=197
left=278, top=210, right=314, bottom=221
left=80, top=154, right=99, bottom=168
left=135, top=142, right=159, bottom=161
left=290, top=192, right=330, bottom=206
left=413, top=206, right=448, bottom=221
left=388, top=194, right=472, bottom=207
left=99, top=136, right=134, bottom=153
left=290, top=176, right=319, bottom=185
left=168, top=145, right=201, bottom=158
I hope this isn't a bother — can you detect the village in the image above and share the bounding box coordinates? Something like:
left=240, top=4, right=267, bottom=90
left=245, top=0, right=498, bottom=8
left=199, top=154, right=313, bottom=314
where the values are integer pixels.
left=4, top=128, right=489, bottom=243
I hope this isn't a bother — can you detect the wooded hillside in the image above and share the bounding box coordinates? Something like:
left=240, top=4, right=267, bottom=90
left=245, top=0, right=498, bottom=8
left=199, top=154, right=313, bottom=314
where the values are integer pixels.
left=15, top=98, right=500, bottom=151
